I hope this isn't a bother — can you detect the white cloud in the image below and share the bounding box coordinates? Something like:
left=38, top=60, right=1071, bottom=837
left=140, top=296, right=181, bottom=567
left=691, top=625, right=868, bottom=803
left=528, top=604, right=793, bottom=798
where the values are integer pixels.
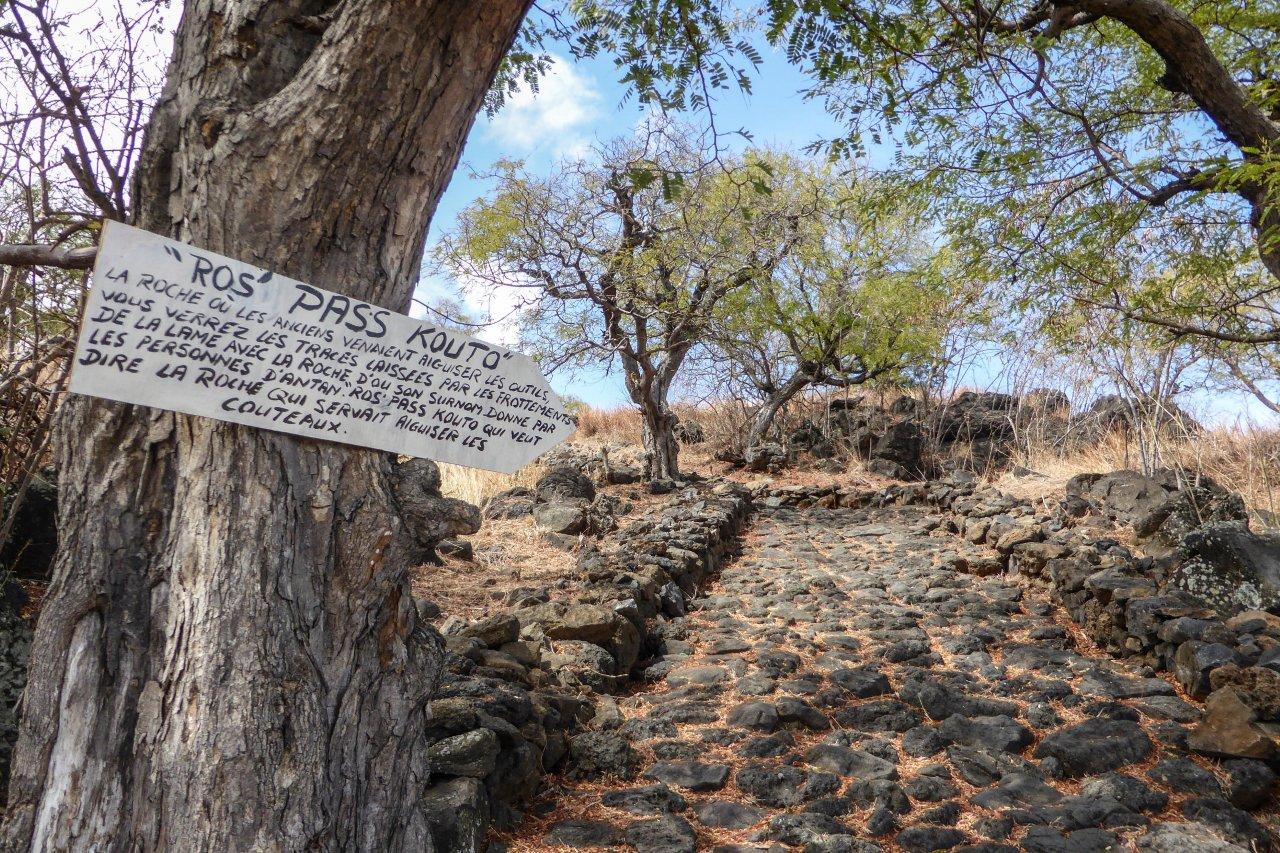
left=461, top=280, right=526, bottom=348
left=411, top=273, right=527, bottom=349
left=484, top=56, right=600, bottom=155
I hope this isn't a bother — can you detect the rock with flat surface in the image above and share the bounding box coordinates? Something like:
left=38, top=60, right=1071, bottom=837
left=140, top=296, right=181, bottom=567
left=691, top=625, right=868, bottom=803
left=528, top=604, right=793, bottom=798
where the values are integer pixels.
left=1034, top=718, right=1153, bottom=777
left=427, top=728, right=498, bottom=777
left=1188, top=687, right=1278, bottom=761
left=1136, top=822, right=1249, bottom=852
left=643, top=761, right=730, bottom=792
left=1173, top=525, right=1280, bottom=616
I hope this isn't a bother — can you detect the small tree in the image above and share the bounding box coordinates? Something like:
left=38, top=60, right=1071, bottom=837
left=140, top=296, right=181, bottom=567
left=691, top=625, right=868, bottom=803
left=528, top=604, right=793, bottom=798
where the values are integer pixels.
left=436, top=127, right=808, bottom=479
left=698, top=160, right=952, bottom=449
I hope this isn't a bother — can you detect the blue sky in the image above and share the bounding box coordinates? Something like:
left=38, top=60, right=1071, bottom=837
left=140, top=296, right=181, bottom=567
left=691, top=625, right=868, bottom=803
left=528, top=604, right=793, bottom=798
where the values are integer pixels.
left=413, top=47, right=1277, bottom=427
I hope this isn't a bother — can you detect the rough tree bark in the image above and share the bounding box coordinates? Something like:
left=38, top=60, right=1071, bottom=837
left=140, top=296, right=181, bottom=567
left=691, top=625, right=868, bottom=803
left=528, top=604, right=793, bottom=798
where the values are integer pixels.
left=2, top=1, right=531, bottom=850
left=744, top=371, right=812, bottom=451
left=640, top=401, right=680, bottom=481
left=630, top=371, right=681, bottom=481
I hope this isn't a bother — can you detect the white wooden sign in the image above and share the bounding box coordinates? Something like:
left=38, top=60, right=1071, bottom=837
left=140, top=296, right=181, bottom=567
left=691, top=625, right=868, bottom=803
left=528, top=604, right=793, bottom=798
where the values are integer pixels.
left=69, top=221, right=574, bottom=473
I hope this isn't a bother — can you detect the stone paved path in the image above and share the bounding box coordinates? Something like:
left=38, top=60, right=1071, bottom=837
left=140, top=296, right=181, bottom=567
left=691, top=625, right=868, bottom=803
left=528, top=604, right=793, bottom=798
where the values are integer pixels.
left=508, top=504, right=1278, bottom=852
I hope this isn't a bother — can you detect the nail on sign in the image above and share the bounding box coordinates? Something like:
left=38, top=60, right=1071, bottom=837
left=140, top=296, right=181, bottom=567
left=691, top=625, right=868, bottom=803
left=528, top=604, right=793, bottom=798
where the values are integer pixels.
left=69, top=221, right=574, bottom=473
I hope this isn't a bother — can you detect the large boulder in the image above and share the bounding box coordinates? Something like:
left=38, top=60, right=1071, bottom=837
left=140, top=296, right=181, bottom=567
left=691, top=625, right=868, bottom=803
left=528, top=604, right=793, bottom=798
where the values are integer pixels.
left=1075, top=394, right=1201, bottom=439
left=745, top=443, right=787, bottom=473
left=535, top=466, right=596, bottom=503
left=931, top=391, right=1018, bottom=443
left=1172, top=525, right=1280, bottom=616
left=1066, top=470, right=1247, bottom=545
left=787, top=419, right=832, bottom=457
left=871, top=420, right=924, bottom=478
left=1067, top=470, right=1176, bottom=524
left=1143, top=484, right=1248, bottom=545
left=1188, top=687, right=1277, bottom=761
left=532, top=502, right=588, bottom=536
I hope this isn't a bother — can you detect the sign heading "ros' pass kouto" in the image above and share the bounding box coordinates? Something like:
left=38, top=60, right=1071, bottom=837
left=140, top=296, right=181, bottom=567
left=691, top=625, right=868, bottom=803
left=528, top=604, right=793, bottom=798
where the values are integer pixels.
left=69, top=221, right=574, bottom=473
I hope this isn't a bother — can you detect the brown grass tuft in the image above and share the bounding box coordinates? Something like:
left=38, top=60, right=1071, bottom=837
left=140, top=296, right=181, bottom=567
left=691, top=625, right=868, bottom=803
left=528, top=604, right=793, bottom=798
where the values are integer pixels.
left=572, top=406, right=643, bottom=445
left=999, top=424, right=1280, bottom=530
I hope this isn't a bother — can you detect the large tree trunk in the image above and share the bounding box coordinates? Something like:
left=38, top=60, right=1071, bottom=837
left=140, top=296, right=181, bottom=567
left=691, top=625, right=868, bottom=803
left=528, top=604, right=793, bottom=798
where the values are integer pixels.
left=640, top=401, right=680, bottom=481
left=2, top=2, right=530, bottom=850
left=744, top=371, right=812, bottom=451
left=623, top=357, right=683, bottom=481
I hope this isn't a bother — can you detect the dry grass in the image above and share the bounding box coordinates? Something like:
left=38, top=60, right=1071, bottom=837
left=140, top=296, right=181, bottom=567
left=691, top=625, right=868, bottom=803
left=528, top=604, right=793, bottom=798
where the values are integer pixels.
left=572, top=406, right=643, bottom=444
left=411, top=515, right=583, bottom=621
left=998, top=425, right=1280, bottom=530
left=438, top=462, right=540, bottom=507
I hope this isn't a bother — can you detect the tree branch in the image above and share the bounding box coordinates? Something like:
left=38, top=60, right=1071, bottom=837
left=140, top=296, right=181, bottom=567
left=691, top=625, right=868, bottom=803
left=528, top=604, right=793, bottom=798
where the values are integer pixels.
left=0, top=243, right=97, bottom=269
left=1068, top=0, right=1279, bottom=151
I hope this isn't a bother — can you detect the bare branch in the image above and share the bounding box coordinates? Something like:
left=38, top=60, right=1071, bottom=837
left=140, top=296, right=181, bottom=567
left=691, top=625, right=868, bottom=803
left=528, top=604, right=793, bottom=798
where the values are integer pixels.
left=0, top=243, right=98, bottom=269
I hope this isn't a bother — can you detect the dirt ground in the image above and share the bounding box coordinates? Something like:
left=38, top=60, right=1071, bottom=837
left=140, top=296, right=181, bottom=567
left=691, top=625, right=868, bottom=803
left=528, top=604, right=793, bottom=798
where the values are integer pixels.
left=413, top=441, right=898, bottom=623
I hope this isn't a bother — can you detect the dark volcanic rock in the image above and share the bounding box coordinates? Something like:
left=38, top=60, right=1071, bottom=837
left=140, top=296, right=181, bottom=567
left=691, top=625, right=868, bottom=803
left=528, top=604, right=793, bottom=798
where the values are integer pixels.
left=1019, top=826, right=1119, bottom=853
left=938, top=714, right=1033, bottom=753
left=766, top=812, right=850, bottom=846
left=601, top=783, right=687, bottom=815
left=533, top=501, right=588, bottom=535
left=1222, top=759, right=1277, bottom=810
left=897, top=825, right=969, bottom=852
left=830, top=667, right=893, bottom=698
left=536, top=466, right=596, bottom=502
left=1173, top=525, right=1280, bottom=616
left=970, top=772, right=1063, bottom=809
left=735, top=763, right=811, bottom=808
left=1034, top=718, right=1153, bottom=777
left=1080, top=773, right=1168, bottom=815
left=805, top=744, right=898, bottom=781
left=696, top=800, right=765, bottom=830
left=643, top=761, right=730, bottom=792
left=623, top=815, right=697, bottom=853
left=568, top=730, right=639, bottom=780
left=871, top=421, right=925, bottom=479
left=1148, top=758, right=1221, bottom=797
left=726, top=700, right=779, bottom=732
left=1179, top=797, right=1277, bottom=851
left=422, top=777, right=489, bottom=853
left=545, top=819, right=622, bottom=847
left=483, top=487, right=537, bottom=519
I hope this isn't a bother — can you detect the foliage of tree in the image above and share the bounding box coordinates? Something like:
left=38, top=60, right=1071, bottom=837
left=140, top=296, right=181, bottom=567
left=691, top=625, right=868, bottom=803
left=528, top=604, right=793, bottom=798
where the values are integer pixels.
left=694, top=157, right=957, bottom=448
left=501, top=1, right=1280, bottom=411
left=436, top=126, right=811, bottom=478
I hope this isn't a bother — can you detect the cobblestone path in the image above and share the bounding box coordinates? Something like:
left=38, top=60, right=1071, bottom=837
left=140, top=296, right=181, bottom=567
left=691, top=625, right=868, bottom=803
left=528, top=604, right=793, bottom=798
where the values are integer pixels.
left=508, top=504, right=1277, bottom=852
